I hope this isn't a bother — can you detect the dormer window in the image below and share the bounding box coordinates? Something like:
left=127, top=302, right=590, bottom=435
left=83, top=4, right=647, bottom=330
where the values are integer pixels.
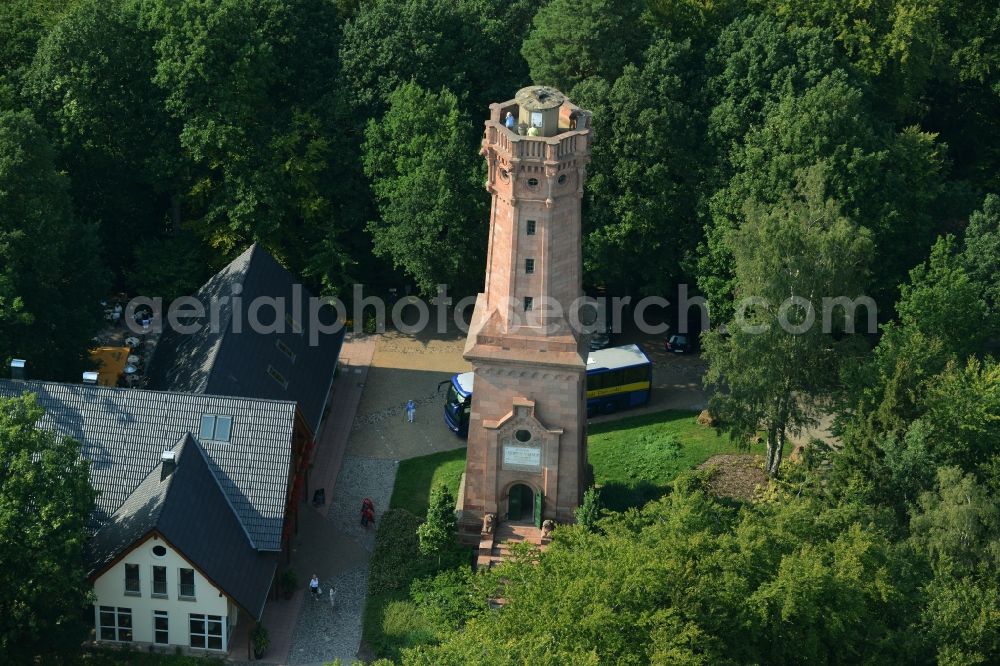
left=285, top=313, right=303, bottom=336
left=276, top=339, right=296, bottom=362
left=199, top=414, right=232, bottom=442
left=267, top=365, right=289, bottom=389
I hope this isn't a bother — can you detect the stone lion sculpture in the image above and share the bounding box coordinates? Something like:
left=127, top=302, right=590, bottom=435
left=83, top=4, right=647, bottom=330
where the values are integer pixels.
left=541, top=519, right=556, bottom=539
left=482, top=513, right=496, bottom=535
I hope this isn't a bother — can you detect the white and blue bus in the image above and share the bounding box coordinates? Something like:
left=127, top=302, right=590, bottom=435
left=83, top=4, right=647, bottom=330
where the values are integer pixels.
left=442, top=344, right=653, bottom=436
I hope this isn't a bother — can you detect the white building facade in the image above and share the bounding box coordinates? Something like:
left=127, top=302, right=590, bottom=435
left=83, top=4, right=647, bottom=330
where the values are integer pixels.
left=92, top=536, right=240, bottom=653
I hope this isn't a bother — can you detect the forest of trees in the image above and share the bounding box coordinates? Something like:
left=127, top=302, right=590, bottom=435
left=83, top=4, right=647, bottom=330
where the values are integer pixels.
left=1, top=0, right=998, bottom=377
left=1, top=0, right=999, bottom=662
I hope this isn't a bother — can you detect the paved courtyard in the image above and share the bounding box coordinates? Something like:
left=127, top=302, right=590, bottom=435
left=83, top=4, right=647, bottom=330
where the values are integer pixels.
left=256, top=329, right=472, bottom=664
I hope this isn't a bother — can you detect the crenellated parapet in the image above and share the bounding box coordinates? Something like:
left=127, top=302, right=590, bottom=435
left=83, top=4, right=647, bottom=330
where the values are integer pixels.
left=480, top=88, right=593, bottom=209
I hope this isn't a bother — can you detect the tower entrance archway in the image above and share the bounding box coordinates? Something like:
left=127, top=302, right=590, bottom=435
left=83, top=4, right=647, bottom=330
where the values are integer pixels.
left=507, top=483, right=534, bottom=522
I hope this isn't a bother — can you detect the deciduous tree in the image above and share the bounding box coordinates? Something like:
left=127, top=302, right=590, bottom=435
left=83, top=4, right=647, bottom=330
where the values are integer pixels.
left=702, top=73, right=946, bottom=319
left=0, top=109, right=105, bottom=380
left=148, top=0, right=358, bottom=292
left=363, top=83, right=487, bottom=296
left=577, top=37, right=708, bottom=295
left=703, top=179, right=873, bottom=476
left=520, top=0, right=649, bottom=95
left=0, top=394, right=96, bottom=662
left=963, top=193, right=1000, bottom=321
left=26, top=0, right=182, bottom=282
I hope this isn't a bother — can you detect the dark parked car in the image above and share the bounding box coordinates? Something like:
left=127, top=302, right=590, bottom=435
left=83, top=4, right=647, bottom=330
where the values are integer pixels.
left=665, top=334, right=690, bottom=354
left=589, top=323, right=612, bottom=351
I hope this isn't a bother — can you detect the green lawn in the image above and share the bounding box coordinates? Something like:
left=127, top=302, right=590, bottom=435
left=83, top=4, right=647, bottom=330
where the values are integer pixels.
left=587, top=409, right=753, bottom=510
left=391, top=410, right=759, bottom=516
left=390, top=447, right=467, bottom=516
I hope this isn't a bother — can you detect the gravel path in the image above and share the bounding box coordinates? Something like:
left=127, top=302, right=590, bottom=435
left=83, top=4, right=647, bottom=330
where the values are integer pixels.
left=287, top=456, right=398, bottom=664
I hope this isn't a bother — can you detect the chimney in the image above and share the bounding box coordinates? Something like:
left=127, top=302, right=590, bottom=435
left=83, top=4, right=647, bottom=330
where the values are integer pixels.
left=160, top=450, right=177, bottom=480
left=10, top=359, right=26, bottom=381
left=82, top=371, right=99, bottom=385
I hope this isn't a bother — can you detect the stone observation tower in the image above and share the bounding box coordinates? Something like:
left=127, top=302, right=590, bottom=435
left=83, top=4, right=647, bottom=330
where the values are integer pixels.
left=458, top=86, right=593, bottom=539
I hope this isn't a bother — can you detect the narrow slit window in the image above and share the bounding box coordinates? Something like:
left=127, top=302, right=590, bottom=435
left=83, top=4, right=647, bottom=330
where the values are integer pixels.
left=124, top=564, right=140, bottom=595
left=152, top=566, right=167, bottom=597
left=525, top=258, right=534, bottom=274
left=524, top=297, right=533, bottom=311
left=526, top=220, right=536, bottom=235
left=178, top=568, right=195, bottom=599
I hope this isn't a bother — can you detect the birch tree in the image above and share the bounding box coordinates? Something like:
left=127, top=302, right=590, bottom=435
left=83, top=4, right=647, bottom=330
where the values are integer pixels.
left=703, top=174, right=874, bottom=476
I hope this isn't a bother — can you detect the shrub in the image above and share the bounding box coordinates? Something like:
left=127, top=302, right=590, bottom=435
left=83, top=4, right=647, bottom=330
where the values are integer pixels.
left=576, top=486, right=602, bottom=531
left=368, top=509, right=424, bottom=596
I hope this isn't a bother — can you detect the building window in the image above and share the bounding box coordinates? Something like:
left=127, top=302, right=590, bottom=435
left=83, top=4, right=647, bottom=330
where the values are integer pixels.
left=285, top=313, right=303, bottom=336
left=525, top=258, right=534, bottom=274
left=267, top=365, right=289, bottom=389
left=152, top=566, right=167, bottom=597
left=99, top=606, right=132, bottom=642
left=526, top=220, right=536, bottom=235
left=523, top=297, right=533, bottom=311
left=190, top=614, right=224, bottom=651
left=178, top=568, right=195, bottom=599
left=527, top=177, right=539, bottom=188
left=275, top=339, right=296, bottom=362
left=199, top=415, right=232, bottom=442
left=124, top=564, right=140, bottom=596
left=152, top=544, right=167, bottom=558
left=154, top=610, right=169, bottom=645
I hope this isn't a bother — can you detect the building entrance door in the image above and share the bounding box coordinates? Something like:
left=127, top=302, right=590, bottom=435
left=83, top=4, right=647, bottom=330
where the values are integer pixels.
left=507, top=484, right=533, bottom=521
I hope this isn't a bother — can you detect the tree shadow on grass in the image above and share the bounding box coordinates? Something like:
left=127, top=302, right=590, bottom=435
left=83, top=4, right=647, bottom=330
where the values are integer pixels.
left=598, top=480, right=670, bottom=513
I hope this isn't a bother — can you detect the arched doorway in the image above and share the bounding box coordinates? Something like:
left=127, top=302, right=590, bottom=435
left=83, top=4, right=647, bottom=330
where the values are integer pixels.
left=507, top=483, right=534, bottom=522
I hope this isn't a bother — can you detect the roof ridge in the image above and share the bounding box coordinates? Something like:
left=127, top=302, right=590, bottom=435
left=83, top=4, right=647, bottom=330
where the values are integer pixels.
left=184, top=434, right=261, bottom=551
left=0, top=378, right=299, bottom=409
left=200, top=244, right=256, bottom=392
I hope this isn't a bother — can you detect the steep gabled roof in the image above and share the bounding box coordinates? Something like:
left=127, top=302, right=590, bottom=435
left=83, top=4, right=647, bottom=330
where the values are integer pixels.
left=146, top=244, right=344, bottom=434
left=87, top=434, right=278, bottom=619
left=0, top=380, right=295, bottom=551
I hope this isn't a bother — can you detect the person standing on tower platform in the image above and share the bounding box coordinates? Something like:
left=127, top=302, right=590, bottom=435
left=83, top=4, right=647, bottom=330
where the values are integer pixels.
left=505, top=111, right=515, bottom=131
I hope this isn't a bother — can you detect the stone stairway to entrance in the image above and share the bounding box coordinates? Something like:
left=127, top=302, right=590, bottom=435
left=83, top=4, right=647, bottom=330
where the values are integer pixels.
left=476, top=521, right=550, bottom=570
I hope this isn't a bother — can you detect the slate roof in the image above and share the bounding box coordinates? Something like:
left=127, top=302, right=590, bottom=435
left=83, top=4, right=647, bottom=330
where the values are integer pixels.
left=86, top=434, right=278, bottom=619
left=146, top=244, right=344, bottom=435
left=0, top=380, right=296, bottom=551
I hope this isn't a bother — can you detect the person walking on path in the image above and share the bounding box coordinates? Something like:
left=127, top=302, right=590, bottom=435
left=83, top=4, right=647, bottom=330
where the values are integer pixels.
left=309, top=574, right=320, bottom=600
left=362, top=505, right=376, bottom=529
left=406, top=399, right=415, bottom=423
left=361, top=498, right=376, bottom=529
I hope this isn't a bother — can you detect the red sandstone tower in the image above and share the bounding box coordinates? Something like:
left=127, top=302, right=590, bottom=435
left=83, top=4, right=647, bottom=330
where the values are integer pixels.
left=458, top=86, right=593, bottom=536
